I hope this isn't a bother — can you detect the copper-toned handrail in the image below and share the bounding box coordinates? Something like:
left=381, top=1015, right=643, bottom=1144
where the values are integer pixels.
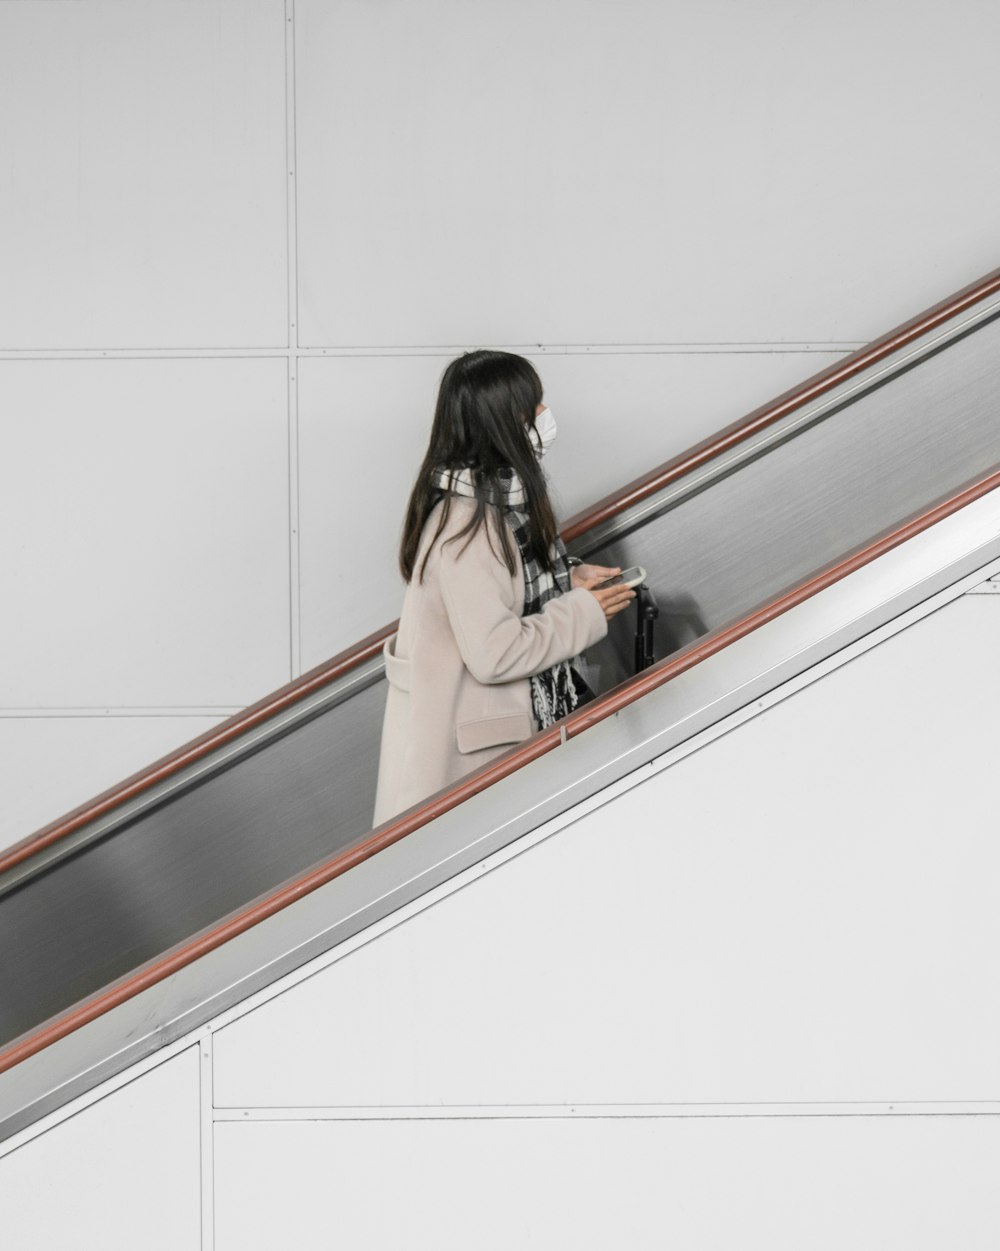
left=2, top=461, right=998, bottom=1077
left=3, top=263, right=999, bottom=879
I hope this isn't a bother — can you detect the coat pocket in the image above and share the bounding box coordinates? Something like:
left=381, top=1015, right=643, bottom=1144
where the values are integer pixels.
left=455, top=712, right=534, bottom=755
left=382, top=634, right=410, bottom=692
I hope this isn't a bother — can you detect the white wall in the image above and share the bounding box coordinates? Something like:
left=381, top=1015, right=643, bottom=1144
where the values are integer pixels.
left=3, top=0, right=998, bottom=852
left=214, top=1118, right=999, bottom=1250
left=200, top=583, right=998, bottom=1247
left=0, top=1047, right=201, bottom=1250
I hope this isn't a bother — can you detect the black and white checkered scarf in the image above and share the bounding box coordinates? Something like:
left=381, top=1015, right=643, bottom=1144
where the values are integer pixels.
left=430, top=464, right=584, bottom=728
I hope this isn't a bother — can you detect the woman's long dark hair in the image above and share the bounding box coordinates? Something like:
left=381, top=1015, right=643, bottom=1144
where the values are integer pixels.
left=400, top=349, right=560, bottom=584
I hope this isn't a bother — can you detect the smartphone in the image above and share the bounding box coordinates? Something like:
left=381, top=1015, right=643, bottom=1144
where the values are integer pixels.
left=594, top=565, right=647, bottom=590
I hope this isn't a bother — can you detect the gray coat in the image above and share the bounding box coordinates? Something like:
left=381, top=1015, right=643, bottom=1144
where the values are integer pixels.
left=372, top=496, right=609, bottom=826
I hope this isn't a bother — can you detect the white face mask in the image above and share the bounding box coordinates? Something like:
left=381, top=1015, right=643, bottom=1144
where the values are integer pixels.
left=530, top=405, right=557, bottom=457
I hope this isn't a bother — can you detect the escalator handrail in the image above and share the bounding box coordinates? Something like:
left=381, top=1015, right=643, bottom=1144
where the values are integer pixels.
left=4, top=262, right=999, bottom=878
left=2, top=459, right=999, bottom=1077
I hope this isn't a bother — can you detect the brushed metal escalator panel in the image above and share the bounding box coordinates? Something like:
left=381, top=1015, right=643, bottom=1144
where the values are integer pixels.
left=0, top=678, right=387, bottom=1046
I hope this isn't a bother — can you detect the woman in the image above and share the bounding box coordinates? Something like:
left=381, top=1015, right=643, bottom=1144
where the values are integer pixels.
left=371, top=349, right=635, bottom=827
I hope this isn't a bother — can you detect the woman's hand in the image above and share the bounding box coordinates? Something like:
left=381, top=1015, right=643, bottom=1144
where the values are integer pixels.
left=589, top=581, right=636, bottom=620
left=571, top=563, right=620, bottom=590
left=572, top=564, right=636, bottom=621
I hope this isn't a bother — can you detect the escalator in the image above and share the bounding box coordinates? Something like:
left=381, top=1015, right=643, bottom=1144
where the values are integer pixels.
left=2, top=265, right=999, bottom=1144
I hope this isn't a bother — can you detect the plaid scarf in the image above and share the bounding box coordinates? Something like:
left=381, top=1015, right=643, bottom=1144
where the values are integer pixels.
left=430, top=464, right=585, bottom=728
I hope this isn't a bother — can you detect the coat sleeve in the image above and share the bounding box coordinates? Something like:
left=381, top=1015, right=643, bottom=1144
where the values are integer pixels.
left=436, top=507, right=609, bottom=685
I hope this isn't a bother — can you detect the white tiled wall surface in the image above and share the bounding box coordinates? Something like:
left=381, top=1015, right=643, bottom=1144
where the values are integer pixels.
left=3, top=0, right=998, bottom=853
left=0, top=0, right=288, bottom=351
left=0, top=1047, right=201, bottom=1251
left=214, top=1117, right=1000, bottom=1251
left=294, top=0, right=999, bottom=348
left=1, top=358, right=291, bottom=711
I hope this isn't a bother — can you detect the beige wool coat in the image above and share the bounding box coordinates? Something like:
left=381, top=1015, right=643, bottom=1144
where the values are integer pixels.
left=372, top=495, right=609, bottom=827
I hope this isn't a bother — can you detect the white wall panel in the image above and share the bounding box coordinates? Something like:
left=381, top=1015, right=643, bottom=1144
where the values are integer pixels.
left=0, top=714, right=229, bottom=853
left=0, top=359, right=290, bottom=707
left=294, top=0, right=999, bottom=348
left=214, top=1116, right=1000, bottom=1251
left=214, top=594, right=1000, bottom=1107
left=0, top=0, right=287, bottom=350
left=298, top=347, right=844, bottom=668
left=0, top=1047, right=200, bottom=1251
